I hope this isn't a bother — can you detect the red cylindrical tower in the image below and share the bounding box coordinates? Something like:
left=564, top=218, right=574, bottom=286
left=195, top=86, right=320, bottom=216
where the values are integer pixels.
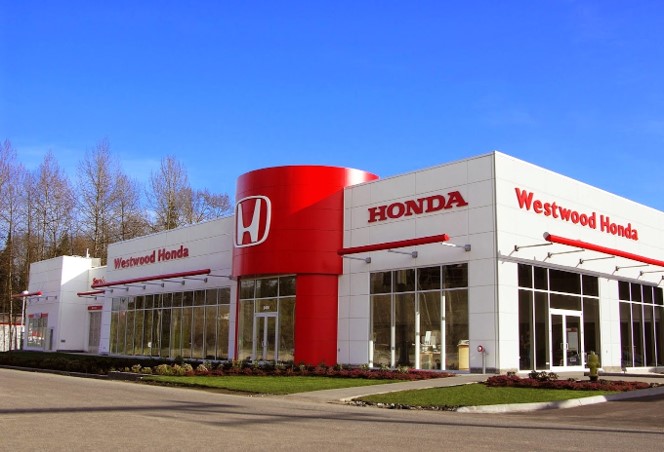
left=233, top=165, right=378, bottom=365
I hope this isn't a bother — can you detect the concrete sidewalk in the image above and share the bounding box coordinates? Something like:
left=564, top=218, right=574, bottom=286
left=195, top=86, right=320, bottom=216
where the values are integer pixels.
left=283, top=373, right=489, bottom=403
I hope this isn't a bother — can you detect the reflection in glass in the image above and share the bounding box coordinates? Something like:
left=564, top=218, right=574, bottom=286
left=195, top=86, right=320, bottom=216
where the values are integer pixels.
left=172, top=292, right=183, bottom=308
left=632, top=304, right=643, bottom=366
left=445, top=290, right=468, bottom=370
left=631, top=283, right=642, bottom=303
left=370, top=272, right=392, bottom=294
left=644, top=304, right=655, bottom=366
left=394, top=293, right=415, bottom=366
left=217, top=305, right=230, bottom=359
left=518, top=264, right=533, bottom=288
left=134, top=310, right=144, bottom=355
left=519, top=290, right=533, bottom=370
left=279, top=276, right=296, bottom=296
left=160, top=309, right=171, bottom=357
left=550, top=293, right=581, bottom=311
left=181, top=307, right=193, bottom=358
left=656, top=307, right=664, bottom=366
left=191, top=306, right=205, bottom=359
left=534, top=266, right=548, bottom=290
left=204, top=305, right=217, bottom=359
left=394, top=269, right=415, bottom=293
left=619, top=302, right=632, bottom=367
left=238, top=300, right=254, bottom=360
left=117, top=310, right=126, bottom=355
left=551, top=314, right=563, bottom=366
left=534, top=292, right=549, bottom=369
left=371, top=294, right=391, bottom=367
left=549, top=269, right=581, bottom=294
left=240, top=279, right=255, bottom=299
left=419, top=292, right=442, bottom=370
left=256, top=278, right=279, bottom=298
left=444, top=264, right=468, bottom=288
left=110, top=312, right=119, bottom=354
left=126, top=310, right=135, bottom=355
left=583, top=298, right=600, bottom=362
left=418, top=267, right=440, bottom=291
left=170, top=308, right=182, bottom=358
left=278, top=298, right=296, bottom=361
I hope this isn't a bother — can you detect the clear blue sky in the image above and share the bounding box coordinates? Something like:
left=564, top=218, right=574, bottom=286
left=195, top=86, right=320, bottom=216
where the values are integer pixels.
left=1, top=1, right=663, bottom=210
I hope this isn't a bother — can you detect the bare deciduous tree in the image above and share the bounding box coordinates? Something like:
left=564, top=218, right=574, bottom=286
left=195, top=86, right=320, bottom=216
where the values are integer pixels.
left=181, top=187, right=232, bottom=224
left=77, top=139, right=122, bottom=263
left=0, top=140, right=28, bottom=350
left=29, top=151, right=76, bottom=260
left=113, top=173, right=149, bottom=241
left=148, top=155, right=190, bottom=231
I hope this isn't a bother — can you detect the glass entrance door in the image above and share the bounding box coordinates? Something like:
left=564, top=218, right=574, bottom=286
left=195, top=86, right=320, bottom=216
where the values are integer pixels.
left=551, top=310, right=583, bottom=369
left=254, top=314, right=277, bottom=361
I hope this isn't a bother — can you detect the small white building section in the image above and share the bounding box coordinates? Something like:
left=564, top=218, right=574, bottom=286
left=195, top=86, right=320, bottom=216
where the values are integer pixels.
left=24, top=255, right=102, bottom=352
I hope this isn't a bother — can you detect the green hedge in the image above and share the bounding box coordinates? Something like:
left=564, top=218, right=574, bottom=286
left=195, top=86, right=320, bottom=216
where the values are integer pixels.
left=0, top=351, right=179, bottom=375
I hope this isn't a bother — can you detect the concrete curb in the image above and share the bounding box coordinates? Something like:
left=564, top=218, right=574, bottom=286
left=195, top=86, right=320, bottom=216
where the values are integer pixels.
left=456, top=385, right=664, bottom=413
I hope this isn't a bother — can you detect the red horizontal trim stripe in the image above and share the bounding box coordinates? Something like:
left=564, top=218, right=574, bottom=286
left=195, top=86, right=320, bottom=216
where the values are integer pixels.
left=543, top=233, right=664, bottom=268
left=11, top=291, right=42, bottom=298
left=91, top=268, right=211, bottom=289
left=77, top=290, right=106, bottom=297
left=338, top=233, right=450, bottom=255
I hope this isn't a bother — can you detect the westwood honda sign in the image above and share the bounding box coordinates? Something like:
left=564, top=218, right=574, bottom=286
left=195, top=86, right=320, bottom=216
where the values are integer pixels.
left=515, top=187, right=639, bottom=241
left=368, top=191, right=468, bottom=223
left=113, top=245, right=190, bottom=269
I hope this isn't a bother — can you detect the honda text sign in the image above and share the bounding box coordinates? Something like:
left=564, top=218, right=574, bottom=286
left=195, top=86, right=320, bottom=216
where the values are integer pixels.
left=235, top=195, right=272, bottom=247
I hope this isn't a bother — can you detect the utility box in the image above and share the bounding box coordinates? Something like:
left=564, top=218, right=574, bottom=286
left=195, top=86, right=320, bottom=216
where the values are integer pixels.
left=458, top=340, right=470, bottom=370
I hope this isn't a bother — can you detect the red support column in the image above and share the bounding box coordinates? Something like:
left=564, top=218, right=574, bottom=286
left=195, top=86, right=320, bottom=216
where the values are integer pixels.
left=293, top=275, right=339, bottom=366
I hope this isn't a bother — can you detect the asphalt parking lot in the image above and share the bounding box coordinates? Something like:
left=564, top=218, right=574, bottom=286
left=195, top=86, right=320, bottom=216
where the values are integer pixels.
left=1, top=368, right=663, bottom=451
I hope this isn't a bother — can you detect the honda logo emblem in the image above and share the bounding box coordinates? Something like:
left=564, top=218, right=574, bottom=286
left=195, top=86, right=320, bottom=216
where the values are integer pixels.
left=235, top=196, right=272, bottom=247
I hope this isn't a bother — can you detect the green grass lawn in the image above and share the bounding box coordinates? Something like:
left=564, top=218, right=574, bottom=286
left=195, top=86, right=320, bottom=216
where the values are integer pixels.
left=143, top=376, right=619, bottom=408
left=143, top=375, right=395, bottom=395
left=357, top=383, right=617, bottom=408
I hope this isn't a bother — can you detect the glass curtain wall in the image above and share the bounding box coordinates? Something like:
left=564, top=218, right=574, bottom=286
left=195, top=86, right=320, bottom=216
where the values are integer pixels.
left=518, top=264, right=600, bottom=371
left=110, top=287, right=231, bottom=360
left=237, top=275, right=296, bottom=362
left=369, top=264, right=468, bottom=370
left=618, top=281, right=664, bottom=367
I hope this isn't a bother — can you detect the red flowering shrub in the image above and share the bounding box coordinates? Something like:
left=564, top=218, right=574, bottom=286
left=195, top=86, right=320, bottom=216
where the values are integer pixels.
left=485, top=374, right=654, bottom=392
left=193, top=362, right=453, bottom=380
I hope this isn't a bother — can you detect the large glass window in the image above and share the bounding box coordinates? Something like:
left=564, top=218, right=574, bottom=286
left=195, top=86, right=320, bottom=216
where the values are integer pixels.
left=518, top=264, right=599, bottom=371
left=110, top=287, right=231, bottom=360
left=619, top=281, right=664, bottom=367
left=27, top=315, right=48, bottom=349
left=237, top=275, right=296, bottom=362
left=369, top=264, right=468, bottom=370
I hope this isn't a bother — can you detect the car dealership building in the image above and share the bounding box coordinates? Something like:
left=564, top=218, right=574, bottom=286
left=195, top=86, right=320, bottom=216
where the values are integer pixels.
left=20, top=151, right=664, bottom=373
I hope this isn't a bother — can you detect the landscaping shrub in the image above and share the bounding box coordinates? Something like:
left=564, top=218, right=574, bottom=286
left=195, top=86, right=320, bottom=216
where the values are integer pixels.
left=485, top=374, right=654, bottom=391
left=0, top=350, right=455, bottom=381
